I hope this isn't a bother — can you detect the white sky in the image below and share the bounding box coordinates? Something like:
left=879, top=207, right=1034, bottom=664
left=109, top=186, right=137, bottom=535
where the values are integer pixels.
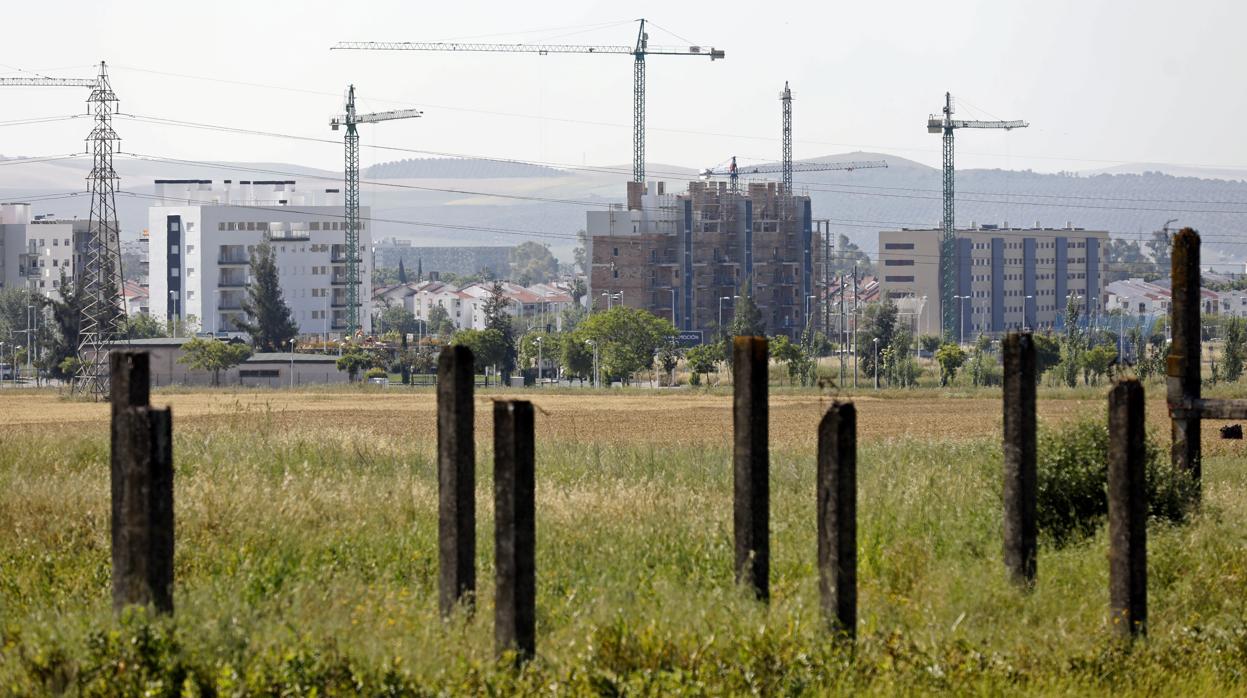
left=2, top=0, right=1244, bottom=176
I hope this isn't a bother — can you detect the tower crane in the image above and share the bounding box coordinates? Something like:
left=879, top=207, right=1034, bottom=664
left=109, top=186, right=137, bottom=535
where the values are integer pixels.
left=700, top=156, right=888, bottom=193
left=330, top=85, right=422, bottom=336
left=928, top=91, right=1027, bottom=338
left=332, top=18, right=724, bottom=185
left=0, top=62, right=123, bottom=399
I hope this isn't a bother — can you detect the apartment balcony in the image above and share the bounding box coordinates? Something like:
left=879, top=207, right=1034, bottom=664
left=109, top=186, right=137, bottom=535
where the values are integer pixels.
left=218, top=302, right=244, bottom=310
left=330, top=275, right=350, bottom=285
left=217, top=279, right=247, bottom=288
left=218, top=256, right=249, bottom=265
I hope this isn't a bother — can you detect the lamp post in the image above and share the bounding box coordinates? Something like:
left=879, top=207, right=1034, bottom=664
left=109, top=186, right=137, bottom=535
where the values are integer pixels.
left=952, top=295, right=969, bottom=345
left=873, top=337, right=880, bottom=390
left=26, top=304, right=34, bottom=372
left=585, top=339, right=598, bottom=388
left=289, top=338, right=296, bottom=388
left=535, top=335, right=543, bottom=386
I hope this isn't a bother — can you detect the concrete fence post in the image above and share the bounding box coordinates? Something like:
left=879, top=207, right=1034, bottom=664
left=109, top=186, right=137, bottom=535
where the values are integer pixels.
left=109, top=351, right=174, bottom=614
left=494, top=400, right=536, bottom=661
left=1002, top=332, right=1038, bottom=586
left=1167, top=228, right=1201, bottom=492
left=817, top=401, right=856, bottom=639
left=437, top=345, right=476, bottom=617
left=733, top=335, right=769, bottom=601
left=1108, top=379, right=1147, bottom=638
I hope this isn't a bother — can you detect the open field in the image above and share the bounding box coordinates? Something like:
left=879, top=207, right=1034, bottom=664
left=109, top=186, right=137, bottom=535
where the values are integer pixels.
left=3, top=385, right=1247, bottom=694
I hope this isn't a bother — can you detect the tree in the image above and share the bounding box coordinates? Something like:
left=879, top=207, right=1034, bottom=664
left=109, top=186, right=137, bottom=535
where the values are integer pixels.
left=1104, top=237, right=1154, bottom=282
left=1222, top=316, right=1246, bottom=382
left=569, top=277, right=587, bottom=305
left=1034, top=333, right=1062, bottom=376
left=917, top=334, right=941, bottom=355
left=1081, top=344, right=1117, bottom=385
left=178, top=338, right=252, bottom=386
left=857, top=300, right=898, bottom=379
left=397, top=258, right=408, bottom=284
left=1057, top=295, right=1086, bottom=388
left=518, top=330, right=559, bottom=377
left=577, top=306, right=676, bottom=384
left=0, top=287, right=36, bottom=340
left=509, top=242, right=558, bottom=286
left=656, top=342, right=681, bottom=386
left=829, top=234, right=874, bottom=276
left=427, top=305, right=457, bottom=338
left=885, top=329, right=916, bottom=387
left=572, top=230, right=588, bottom=275
left=43, top=271, right=89, bottom=379
left=118, top=313, right=167, bottom=340
left=560, top=331, right=594, bottom=385
left=1146, top=229, right=1172, bottom=269
left=935, top=343, right=966, bottom=386
left=236, top=242, right=298, bottom=352
left=482, top=281, right=517, bottom=381
left=685, top=342, right=722, bottom=386
left=451, top=328, right=507, bottom=378
left=729, top=292, right=766, bottom=338
left=771, top=334, right=814, bottom=386
left=380, top=306, right=420, bottom=338
left=336, top=350, right=372, bottom=382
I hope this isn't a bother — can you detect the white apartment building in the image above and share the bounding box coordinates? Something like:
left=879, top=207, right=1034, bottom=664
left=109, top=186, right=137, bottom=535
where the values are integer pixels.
left=147, top=179, right=371, bottom=337
left=0, top=202, right=90, bottom=299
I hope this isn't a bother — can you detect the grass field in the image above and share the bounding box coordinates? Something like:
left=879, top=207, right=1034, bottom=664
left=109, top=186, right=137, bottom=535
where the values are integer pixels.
left=3, top=384, right=1247, bottom=694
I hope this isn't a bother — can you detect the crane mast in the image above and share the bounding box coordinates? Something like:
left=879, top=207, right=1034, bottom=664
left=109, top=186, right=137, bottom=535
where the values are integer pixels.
left=333, top=19, right=723, bottom=185
left=927, top=91, right=1028, bottom=339
left=330, top=86, right=421, bottom=337
left=0, top=62, right=124, bottom=399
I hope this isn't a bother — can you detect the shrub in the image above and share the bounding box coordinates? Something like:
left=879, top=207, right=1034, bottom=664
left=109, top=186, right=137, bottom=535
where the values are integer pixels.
left=1036, top=417, right=1196, bottom=547
left=363, top=367, right=387, bottom=380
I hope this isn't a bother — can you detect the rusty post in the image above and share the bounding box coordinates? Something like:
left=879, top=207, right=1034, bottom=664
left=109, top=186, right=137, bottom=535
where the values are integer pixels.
left=817, top=401, right=856, bottom=639
left=733, top=335, right=769, bottom=601
left=1002, top=332, right=1037, bottom=586
left=109, top=351, right=174, bottom=614
left=1108, top=379, right=1147, bottom=638
left=494, top=400, right=535, bottom=661
left=437, top=345, right=475, bottom=617
left=1167, top=228, right=1201, bottom=492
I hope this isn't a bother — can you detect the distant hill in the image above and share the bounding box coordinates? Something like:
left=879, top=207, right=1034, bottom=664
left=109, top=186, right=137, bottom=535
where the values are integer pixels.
left=2, top=153, right=1245, bottom=264
left=364, top=157, right=565, bottom=179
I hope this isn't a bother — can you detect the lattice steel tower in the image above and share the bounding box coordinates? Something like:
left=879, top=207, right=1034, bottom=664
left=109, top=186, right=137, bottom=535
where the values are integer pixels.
left=78, top=61, right=125, bottom=398
left=781, top=81, right=793, bottom=197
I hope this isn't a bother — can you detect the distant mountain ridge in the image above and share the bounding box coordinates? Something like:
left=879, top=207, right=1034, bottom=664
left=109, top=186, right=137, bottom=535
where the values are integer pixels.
left=2, top=153, right=1245, bottom=263
left=364, top=157, right=564, bottom=179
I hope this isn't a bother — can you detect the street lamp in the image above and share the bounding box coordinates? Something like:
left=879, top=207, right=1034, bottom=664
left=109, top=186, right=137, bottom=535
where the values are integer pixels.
left=953, top=295, right=970, bottom=345
left=719, top=295, right=739, bottom=332
left=669, top=288, right=678, bottom=327
left=873, top=337, right=880, bottom=390
left=535, top=335, right=544, bottom=386
left=288, top=338, right=296, bottom=389
left=585, top=338, right=599, bottom=388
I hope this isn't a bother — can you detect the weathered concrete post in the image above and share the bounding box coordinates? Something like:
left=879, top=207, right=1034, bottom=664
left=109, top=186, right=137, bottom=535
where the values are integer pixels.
left=494, top=400, right=536, bottom=661
left=109, top=351, right=174, bottom=614
left=817, top=401, right=856, bottom=639
left=437, top=345, right=476, bottom=617
left=1108, top=379, right=1147, bottom=638
left=733, top=335, right=769, bottom=601
left=1167, top=228, right=1202, bottom=492
left=1002, top=332, right=1038, bottom=586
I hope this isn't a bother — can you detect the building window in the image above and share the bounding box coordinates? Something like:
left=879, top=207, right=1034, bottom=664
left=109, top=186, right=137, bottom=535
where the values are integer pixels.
left=884, top=243, right=915, bottom=250
left=170, top=245, right=179, bottom=255
left=170, top=268, right=179, bottom=277
left=884, top=259, right=914, bottom=266
left=613, top=247, right=619, bottom=256
left=884, top=275, right=915, bottom=283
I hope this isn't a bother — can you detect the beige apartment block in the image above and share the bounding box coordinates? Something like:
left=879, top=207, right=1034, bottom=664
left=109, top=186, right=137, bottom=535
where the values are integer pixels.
left=878, top=224, right=1110, bottom=338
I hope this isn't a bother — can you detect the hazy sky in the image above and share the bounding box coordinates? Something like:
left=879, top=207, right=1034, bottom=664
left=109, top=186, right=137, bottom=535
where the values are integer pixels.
left=2, top=0, right=1244, bottom=176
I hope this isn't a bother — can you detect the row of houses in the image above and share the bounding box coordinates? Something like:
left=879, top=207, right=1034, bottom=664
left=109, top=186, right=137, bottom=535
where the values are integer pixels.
left=373, top=280, right=577, bottom=334
left=1106, top=277, right=1247, bottom=318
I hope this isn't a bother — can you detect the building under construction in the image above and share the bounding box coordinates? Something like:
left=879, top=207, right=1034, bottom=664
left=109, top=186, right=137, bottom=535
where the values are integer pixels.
left=587, top=180, right=822, bottom=338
